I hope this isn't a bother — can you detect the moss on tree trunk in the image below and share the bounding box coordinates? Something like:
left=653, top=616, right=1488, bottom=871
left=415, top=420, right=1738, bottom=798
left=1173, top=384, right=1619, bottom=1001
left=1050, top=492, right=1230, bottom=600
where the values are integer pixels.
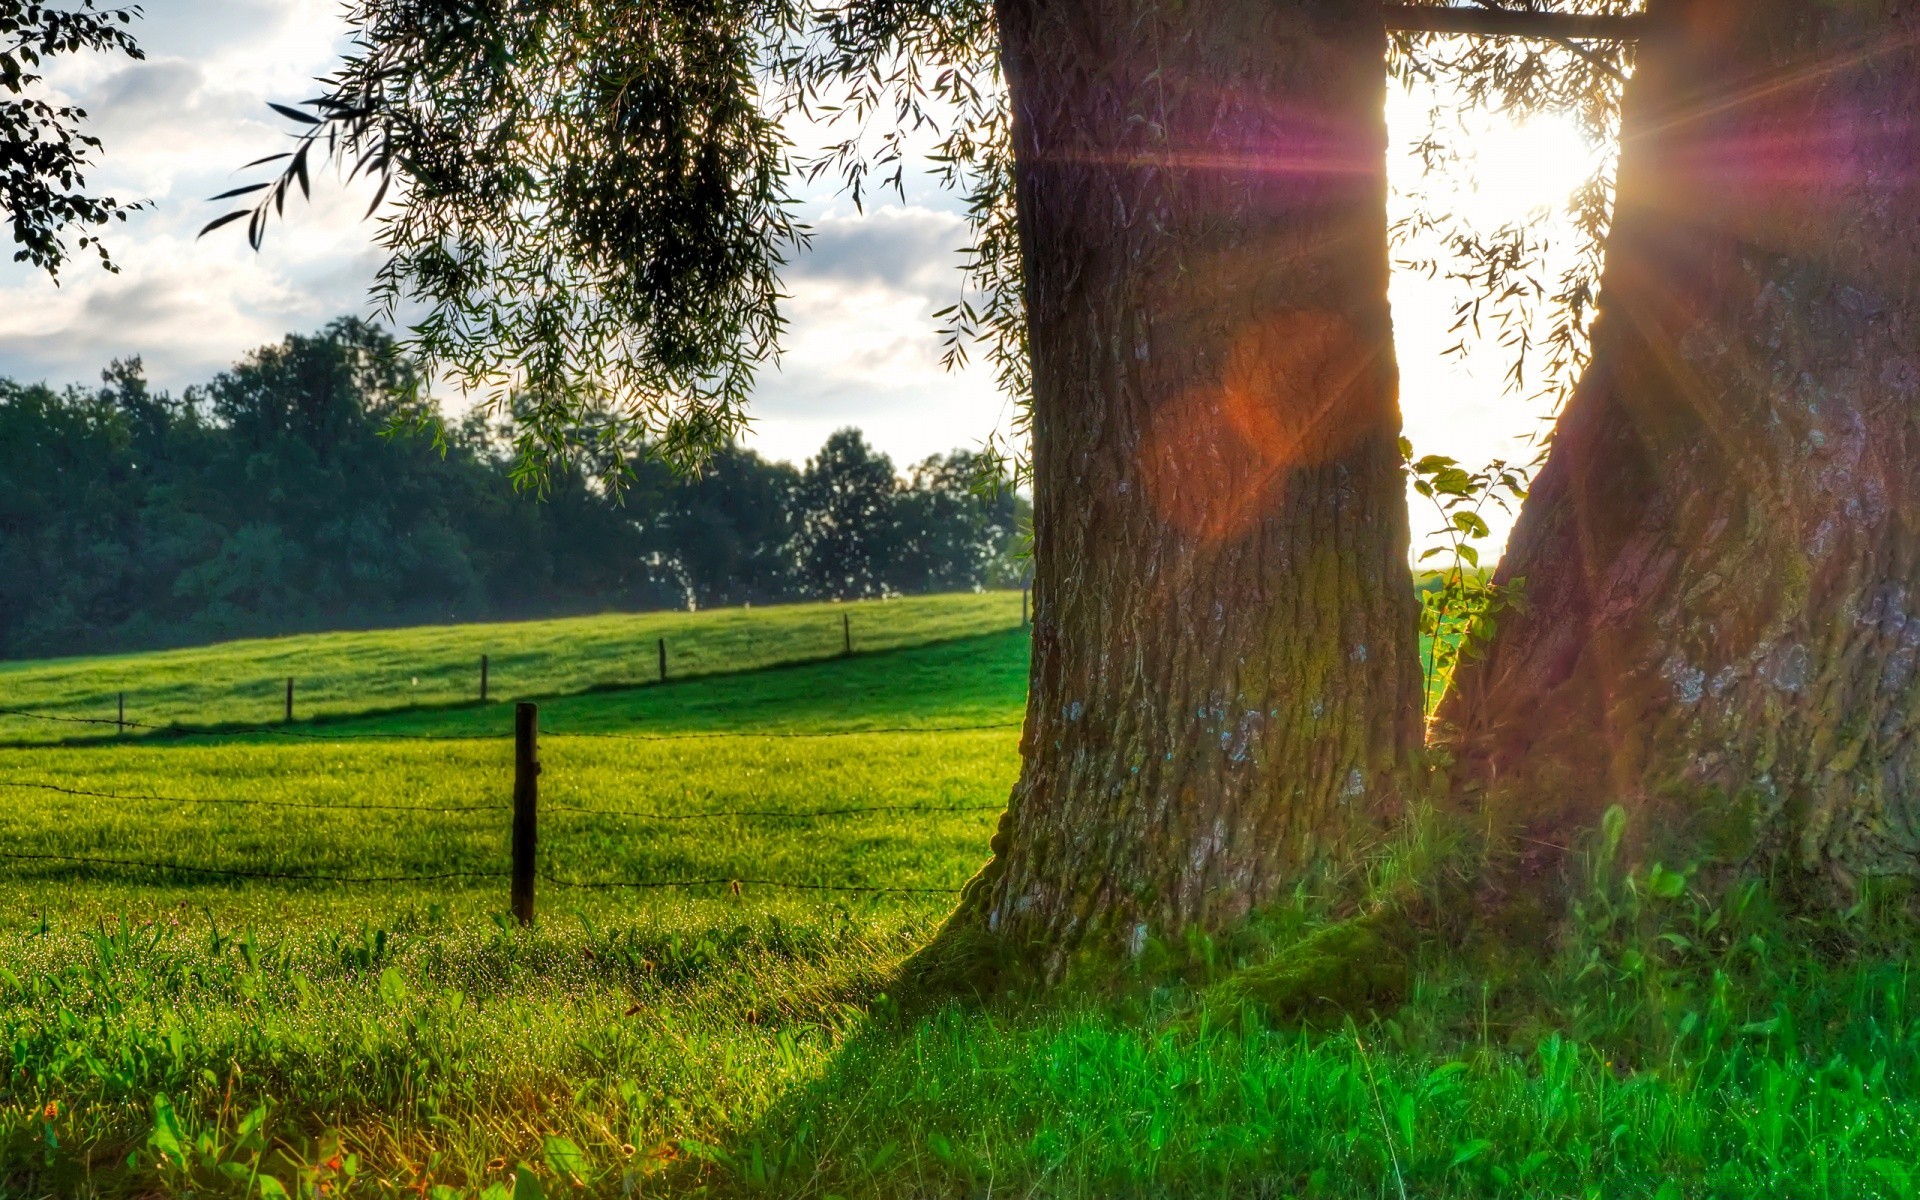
left=1439, top=0, right=1920, bottom=895
left=924, top=0, right=1422, bottom=988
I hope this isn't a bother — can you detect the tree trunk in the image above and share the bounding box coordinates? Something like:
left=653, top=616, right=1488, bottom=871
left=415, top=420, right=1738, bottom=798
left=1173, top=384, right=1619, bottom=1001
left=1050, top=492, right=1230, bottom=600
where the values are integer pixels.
left=1438, top=0, right=1920, bottom=892
left=935, top=0, right=1421, bottom=984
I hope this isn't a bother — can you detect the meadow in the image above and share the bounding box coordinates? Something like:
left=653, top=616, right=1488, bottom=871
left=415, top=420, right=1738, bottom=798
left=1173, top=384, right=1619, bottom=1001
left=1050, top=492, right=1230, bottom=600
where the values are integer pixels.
left=5, top=592, right=1920, bottom=1198
left=0, top=593, right=1023, bottom=743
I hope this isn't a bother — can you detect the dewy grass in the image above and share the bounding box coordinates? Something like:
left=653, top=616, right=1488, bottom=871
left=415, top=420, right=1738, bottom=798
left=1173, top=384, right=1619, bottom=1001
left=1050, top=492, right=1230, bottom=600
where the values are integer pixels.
left=4, top=594, right=1920, bottom=1198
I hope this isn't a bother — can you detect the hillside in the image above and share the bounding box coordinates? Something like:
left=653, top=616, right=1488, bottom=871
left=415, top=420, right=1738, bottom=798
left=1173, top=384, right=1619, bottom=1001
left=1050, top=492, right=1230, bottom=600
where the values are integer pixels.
left=0, top=591, right=1023, bottom=744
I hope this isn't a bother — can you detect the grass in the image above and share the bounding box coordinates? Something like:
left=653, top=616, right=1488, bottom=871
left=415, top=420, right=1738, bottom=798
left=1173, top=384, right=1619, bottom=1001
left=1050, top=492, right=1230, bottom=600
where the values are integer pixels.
left=5, top=592, right=1920, bottom=1198
left=0, top=591, right=1022, bottom=744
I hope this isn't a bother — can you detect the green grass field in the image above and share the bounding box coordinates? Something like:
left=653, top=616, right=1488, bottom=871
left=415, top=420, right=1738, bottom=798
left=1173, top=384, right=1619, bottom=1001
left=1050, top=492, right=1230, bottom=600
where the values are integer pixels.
left=6, top=592, right=1920, bottom=1198
left=0, top=592, right=1022, bottom=743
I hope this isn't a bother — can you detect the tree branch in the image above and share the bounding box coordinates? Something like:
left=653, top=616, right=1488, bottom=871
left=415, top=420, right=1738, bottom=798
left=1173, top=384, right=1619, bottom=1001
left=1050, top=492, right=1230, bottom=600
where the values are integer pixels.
left=1383, top=5, right=1650, bottom=40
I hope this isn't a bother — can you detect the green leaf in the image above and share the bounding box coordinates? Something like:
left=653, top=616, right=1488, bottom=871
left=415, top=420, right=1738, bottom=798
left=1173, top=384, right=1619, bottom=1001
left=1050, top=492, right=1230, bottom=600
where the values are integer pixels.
left=1449, top=1138, right=1492, bottom=1168
left=1647, top=863, right=1685, bottom=899
left=148, top=1095, right=184, bottom=1160
left=236, top=1102, right=267, bottom=1141
left=1422, top=1062, right=1466, bottom=1090
left=1601, top=805, right=1628, bottom=856
left=1451, top=511, right=1490, bottom=538
left=1866, top=1158, right=1912, bottom=1189
left=512, top=1165, right=547, bottom=1200
left=542, top=1135, right=588, bottom=1183
left=378, top=967, right=409, bottom=1008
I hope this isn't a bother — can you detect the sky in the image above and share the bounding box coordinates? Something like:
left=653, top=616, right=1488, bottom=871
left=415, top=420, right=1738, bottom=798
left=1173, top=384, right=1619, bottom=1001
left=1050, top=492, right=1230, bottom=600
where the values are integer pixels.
left=0, top=1, right=1607, bottom=551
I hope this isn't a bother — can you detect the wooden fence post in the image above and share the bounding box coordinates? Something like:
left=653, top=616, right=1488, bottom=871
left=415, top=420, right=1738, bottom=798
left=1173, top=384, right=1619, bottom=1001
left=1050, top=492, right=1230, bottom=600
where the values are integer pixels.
left=480, top=654, right=489, bottom=702
left=284, top=677, right=294, bottom=723
left=842, top=611, right=852, bottom=656
left=658, top=637, right=667, bottom=682
left=117, top=692, right=125, bottom=736
left=512, top=702, right=539, bottom=926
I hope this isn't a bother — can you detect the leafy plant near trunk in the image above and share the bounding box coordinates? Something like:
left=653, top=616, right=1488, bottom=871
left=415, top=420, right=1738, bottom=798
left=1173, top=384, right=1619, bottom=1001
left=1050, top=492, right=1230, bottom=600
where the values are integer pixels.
left=1404, top=441, right=1528, bottom=715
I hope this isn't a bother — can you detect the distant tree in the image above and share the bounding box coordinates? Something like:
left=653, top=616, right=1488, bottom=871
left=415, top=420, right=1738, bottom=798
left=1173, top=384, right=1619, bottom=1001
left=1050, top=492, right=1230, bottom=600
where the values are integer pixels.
left=201, top=318, right=417, bottom=456
left=0, top=324, right=663, bottom=655
left=0, top=375, right=135, bottom=652
left=887, top=450, right=1021, bottom=595
left=0, top=324, right=1021, bottom=658
left=628, top=443, right=802, bottom=609
left=794, top=428, right=898, bottom=601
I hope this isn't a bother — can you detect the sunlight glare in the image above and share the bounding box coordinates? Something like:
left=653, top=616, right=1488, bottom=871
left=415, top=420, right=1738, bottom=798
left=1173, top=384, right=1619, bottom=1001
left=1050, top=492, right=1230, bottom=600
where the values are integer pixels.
left=1465, top=112, right=1604, bottom=226
left=1387, top=84, right=1609, bottom=560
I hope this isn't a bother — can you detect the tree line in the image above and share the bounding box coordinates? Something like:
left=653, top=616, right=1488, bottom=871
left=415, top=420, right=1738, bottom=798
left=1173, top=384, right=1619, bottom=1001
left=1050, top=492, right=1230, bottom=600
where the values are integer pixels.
left=0, top=319, right=1025, bottom=660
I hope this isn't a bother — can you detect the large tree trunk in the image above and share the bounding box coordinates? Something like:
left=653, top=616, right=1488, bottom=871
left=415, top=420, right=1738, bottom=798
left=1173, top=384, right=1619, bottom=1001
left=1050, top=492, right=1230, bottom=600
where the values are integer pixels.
left=934, top=0, right=1422, bottom=984
left=1438, top=0, right=1920, bottom=891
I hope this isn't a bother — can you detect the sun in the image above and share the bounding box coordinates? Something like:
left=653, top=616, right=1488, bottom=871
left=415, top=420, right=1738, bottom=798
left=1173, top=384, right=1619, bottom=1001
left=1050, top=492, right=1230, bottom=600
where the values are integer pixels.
left=1386, top=85, right=1612, bottom=557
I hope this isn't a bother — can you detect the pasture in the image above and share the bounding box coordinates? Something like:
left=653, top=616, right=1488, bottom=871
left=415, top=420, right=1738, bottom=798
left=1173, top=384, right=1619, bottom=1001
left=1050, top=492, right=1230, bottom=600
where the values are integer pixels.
left=5, top=593, right=1920, bottom=1198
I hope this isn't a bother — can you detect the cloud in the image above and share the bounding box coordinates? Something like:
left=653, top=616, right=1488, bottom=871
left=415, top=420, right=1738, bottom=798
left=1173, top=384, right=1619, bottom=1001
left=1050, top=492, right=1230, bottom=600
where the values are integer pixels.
left=787, top=207, right=969, bottom=295
left=742, top=207, right=1010, bottom=466
left=136, top=0, right=294, bottom=61
left=0, top=1, right=1016, bottom=471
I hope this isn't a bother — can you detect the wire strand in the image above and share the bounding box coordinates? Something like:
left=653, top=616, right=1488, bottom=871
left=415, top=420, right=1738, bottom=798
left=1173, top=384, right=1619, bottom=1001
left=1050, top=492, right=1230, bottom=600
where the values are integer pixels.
left=0, top=777, right=507, bottom=814
left=0, top=707, right=1020, bottom=743
left=0, top=850, right=955, bottom=894
left=542, top=721, right=1021, bottom=741
left=539, top=870, right=960, bottom=894
left=0, top=706, right=495, bottom=742
left=0, top=850, right=508, bottom=884
left=543, top=799, right=1003, bottom=821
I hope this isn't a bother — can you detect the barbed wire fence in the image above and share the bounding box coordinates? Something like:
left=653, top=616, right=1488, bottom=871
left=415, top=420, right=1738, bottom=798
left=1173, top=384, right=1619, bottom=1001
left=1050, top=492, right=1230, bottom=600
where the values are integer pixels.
left=0, top=700, right=1022, bottom=913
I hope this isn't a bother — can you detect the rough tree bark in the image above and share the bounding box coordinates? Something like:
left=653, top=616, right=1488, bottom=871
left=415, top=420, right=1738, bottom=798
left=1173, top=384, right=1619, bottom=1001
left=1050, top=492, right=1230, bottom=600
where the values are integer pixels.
left=1438, top=0, right=1920, bottom=890
left=930, top=0, right=1423, bottom=984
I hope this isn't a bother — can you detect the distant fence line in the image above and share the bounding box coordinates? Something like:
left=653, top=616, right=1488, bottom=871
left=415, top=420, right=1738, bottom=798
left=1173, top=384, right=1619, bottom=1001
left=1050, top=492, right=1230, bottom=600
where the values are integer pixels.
left=1, top=598, right=1033, bottom=739
left=0, top=699, right=1012, bottom=907
left=0, top=705, right=1022, bottom=744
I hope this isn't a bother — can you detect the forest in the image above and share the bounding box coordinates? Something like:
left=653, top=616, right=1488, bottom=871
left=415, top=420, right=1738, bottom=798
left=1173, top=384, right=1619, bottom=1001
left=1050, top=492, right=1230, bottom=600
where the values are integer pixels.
left=0, top=319, right=1025, bottom=661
